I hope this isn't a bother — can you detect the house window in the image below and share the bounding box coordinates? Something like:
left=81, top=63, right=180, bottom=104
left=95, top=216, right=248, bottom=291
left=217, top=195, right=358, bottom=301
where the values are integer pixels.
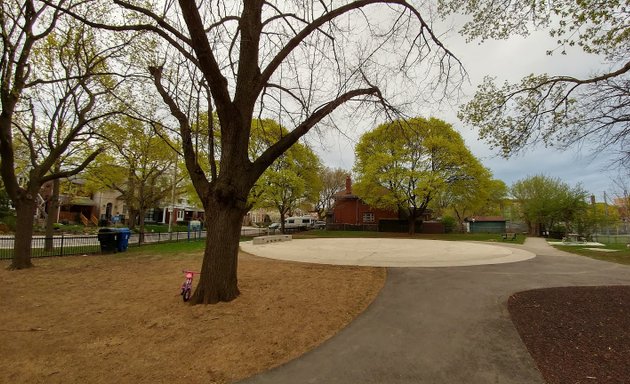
left=177, top=209, right=184, bottom=220
left=363, top=212, right=375, bottom=223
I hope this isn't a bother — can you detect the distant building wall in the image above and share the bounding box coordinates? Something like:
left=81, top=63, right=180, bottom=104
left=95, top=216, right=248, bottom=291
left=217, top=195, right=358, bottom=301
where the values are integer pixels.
left=470, top=221, right=506, bottom=233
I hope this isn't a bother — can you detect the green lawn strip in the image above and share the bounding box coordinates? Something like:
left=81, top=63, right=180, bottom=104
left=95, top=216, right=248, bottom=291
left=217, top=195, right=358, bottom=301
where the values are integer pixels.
left=0, top=244, right=102, bottom=260
left=123, top=236, right=252, bottom=255
left=293, top=230, right=525, bottom=244
left=142, top=224, right=190, bottom=233
left=125, top=240, right=206, bottom=255
left=553, top=243, right=630, bottom=265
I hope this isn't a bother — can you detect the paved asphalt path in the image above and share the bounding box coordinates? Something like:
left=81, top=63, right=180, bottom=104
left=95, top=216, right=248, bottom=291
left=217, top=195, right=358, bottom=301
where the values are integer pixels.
left=239, top=238, right=630, bottom=384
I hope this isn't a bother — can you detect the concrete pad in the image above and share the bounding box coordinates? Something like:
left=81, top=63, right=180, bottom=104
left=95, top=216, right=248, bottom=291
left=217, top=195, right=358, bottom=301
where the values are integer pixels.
left=240, top=238, right=535, bottom=267
left=547, top=241, right=605, bottom=246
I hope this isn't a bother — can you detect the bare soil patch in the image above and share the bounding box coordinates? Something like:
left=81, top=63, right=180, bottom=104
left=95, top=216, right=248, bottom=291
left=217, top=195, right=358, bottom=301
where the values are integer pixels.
left=508, top=286, right=630, bottom=384
left=0, top=249, right=385, bottom=383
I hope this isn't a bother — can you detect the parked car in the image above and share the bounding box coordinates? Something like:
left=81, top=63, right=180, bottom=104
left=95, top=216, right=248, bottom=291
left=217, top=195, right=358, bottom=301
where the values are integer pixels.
left=314, top=220, right=326, bottom=229
left=268, top=222, right=280, bottom=230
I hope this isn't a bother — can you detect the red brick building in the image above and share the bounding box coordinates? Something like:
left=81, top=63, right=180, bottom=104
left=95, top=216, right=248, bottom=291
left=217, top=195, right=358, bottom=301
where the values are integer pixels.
left=331, top=177, right=398, bottom=228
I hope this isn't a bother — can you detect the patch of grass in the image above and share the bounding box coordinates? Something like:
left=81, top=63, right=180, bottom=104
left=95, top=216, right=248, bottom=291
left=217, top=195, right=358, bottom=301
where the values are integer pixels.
left=126, top=240, right=206, bottom=256
left=294, top=230, right=526, bottom=244
left=32, top=224, right=96, bottom=235
left=142, top=224, right=189, bottom=233
left=0, top=244, right=102, bottom=260
left=125, top=236, right=252, bottom=257
left=554, top=243, right=630, bottom=265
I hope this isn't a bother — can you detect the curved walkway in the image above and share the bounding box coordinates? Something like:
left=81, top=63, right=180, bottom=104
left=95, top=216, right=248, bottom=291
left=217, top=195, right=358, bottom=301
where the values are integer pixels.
left=238, top=238, right=630, bottom=384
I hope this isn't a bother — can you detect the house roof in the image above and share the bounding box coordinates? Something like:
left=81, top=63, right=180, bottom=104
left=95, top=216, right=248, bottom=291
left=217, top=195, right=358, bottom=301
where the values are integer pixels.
left=467, top=216, right=506, bottom=222
left=66, top=196, right=97, bottom=206
left=333, top=191, right=359, bottom=200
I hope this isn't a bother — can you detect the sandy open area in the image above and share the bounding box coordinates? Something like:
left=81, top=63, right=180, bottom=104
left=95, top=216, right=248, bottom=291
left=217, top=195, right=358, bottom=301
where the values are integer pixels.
left=0, top=249, right=385, bottom=383
left=241, top=238, right=536, bottom=267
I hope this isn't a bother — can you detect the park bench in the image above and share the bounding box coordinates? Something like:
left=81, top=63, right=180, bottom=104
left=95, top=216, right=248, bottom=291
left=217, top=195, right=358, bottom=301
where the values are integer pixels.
left=502, top=232, right=517, bottom=241
left=252, top=234, right=292, bottom=245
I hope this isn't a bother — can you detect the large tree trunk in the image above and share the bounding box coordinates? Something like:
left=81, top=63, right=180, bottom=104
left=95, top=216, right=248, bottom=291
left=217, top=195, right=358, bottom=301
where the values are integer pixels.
left=279, top=208, right=287, bottom=234
left=44, top=178, right=60, bottom=251
left=137, top=207, right=145, bottom=244
left=408, top=216, right=416, bottom=235
left=408, top=207, right=420, bottom=235
left=10, top=197, right=37, bottom=269
left=127, top=208, right=138, bottom=229
left=191, top=199, right=244, bottom=304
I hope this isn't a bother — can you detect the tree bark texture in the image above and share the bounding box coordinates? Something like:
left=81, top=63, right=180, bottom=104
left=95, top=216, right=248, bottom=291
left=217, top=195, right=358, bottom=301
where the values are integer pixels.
left=191, top=198, right=244, bottom=304
left=10, top=197, right=36, bottom=269
left=44, top=178, right=60, bottom=251
left=408, top=216, right=417, bottom=235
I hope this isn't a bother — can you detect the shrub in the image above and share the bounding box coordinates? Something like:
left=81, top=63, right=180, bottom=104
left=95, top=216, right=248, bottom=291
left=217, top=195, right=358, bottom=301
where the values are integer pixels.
left=441, top=216, right=456, bottom=233
left=0, top=215, right=16, bottom=232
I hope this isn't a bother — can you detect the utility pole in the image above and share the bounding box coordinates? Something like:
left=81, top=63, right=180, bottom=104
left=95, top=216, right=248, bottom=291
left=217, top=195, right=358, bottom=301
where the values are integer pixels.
left=603, top=191, right=610, bottom=236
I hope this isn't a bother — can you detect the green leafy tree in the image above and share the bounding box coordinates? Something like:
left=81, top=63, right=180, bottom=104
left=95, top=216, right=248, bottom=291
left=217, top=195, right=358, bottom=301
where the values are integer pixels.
left=354, top=117, right=485, bottom=234
left=576, top=201, right=621, bottom=236
left=511, top=175, right=589, bottom=235
left=249, top=120, right=322, bottom=233
left=438, top=177, right=508, bottom=232
left=442, top=0, right=630, bottom=163
left=610, top=173, right=630, bottom=231
left=0, top=2, right=125, bottom=269
left=86, top=117, right=180, bottom=243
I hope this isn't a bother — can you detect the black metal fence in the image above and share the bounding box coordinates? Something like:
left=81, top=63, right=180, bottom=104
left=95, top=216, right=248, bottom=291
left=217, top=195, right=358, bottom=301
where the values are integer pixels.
left=0, top=231, right=209, bottom=260
left=0, top=226, right=276, bottom=260
left=0, top=234, right=102, bottom=260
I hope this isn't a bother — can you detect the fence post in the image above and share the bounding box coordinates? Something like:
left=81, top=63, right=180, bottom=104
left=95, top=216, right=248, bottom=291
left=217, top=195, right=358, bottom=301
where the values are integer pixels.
left=60, top=234, right=64, bottom=256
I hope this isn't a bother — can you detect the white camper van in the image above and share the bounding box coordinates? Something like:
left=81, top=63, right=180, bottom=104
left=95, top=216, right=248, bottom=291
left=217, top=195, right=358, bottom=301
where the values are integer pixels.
left=283, top=216, right=316, bottom=231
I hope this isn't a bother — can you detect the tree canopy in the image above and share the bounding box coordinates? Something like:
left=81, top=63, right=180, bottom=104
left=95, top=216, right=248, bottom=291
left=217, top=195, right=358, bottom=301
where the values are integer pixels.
left=86, top=116, right=180, bottom=241
left=510, top=174, right=589, bottom=235
left=437, top=176, right=507, bottom=231
left=249, top=119, right=322, bottom=232
left=0, top=1, right=126, bottom=268
left=442, top=0, right=630, bottom=163
left=354, top=117, right=489, bottom=234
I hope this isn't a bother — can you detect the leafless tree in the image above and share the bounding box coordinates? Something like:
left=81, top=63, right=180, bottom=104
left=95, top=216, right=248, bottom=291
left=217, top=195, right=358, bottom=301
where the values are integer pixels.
left=314, top=167, right=348, bottom=219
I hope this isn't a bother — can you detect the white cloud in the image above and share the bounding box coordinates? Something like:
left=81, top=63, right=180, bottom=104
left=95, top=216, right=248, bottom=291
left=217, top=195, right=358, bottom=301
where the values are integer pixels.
left=311, top=14, right=620, bottom=201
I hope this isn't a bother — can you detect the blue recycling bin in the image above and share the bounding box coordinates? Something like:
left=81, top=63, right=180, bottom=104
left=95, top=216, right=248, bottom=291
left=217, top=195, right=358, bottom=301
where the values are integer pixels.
left=115, top=228, right=131, bottom=252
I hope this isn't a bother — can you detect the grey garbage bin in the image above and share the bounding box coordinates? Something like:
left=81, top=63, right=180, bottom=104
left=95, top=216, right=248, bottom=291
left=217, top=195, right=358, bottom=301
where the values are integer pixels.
left=97, top=228, right=118, bottom=253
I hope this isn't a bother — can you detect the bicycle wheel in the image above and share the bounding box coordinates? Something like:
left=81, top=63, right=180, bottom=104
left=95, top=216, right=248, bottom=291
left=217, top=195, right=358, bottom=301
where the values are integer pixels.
left=183, top=288, right=191, bottom=302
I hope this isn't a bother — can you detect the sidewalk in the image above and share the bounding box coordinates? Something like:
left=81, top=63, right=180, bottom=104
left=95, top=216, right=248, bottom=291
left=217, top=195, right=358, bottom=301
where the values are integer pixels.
left=238, top=238, right=630, bottom=383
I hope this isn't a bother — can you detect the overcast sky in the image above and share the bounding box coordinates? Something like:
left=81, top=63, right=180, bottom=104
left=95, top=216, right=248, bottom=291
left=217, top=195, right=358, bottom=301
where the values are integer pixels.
left=311, top=17, right=622, bottom=202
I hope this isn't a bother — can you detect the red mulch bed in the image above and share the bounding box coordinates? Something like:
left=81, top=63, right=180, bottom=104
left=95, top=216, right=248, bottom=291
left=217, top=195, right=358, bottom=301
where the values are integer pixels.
left=508, top=286, right=630, bottom=384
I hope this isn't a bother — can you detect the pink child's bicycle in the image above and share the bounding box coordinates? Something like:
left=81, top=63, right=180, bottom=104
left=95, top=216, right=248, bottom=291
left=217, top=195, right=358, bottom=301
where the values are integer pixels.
left=180, top=270, right=199, bottom=302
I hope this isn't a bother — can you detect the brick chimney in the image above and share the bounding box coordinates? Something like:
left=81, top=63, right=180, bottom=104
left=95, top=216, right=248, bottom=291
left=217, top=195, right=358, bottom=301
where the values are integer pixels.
left=345, top=175, right=352, bottom=194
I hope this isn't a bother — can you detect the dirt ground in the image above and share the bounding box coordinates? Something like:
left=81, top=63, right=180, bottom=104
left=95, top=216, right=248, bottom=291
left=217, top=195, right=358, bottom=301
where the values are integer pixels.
left=0, top=250, right=385, bottom=384
left=508, top=286, right=630, bottom=384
